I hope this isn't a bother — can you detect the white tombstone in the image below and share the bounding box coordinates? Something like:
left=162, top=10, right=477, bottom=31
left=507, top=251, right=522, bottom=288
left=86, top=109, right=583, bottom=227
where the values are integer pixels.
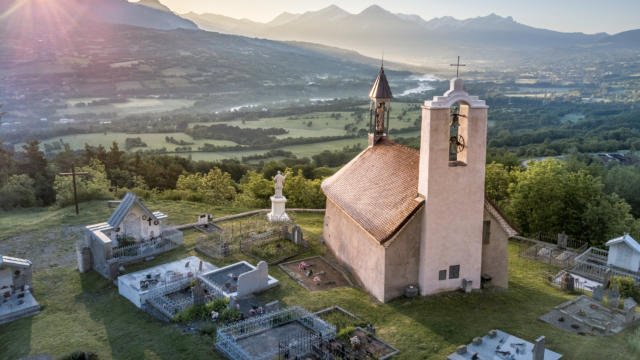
left=237, top=261, right=269, bottom=298
left=267, top=171, right=290, bottom=222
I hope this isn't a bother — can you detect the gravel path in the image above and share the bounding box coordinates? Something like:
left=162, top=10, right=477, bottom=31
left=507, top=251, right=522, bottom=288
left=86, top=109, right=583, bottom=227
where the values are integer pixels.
left=0, top=225, right=85, bottom=269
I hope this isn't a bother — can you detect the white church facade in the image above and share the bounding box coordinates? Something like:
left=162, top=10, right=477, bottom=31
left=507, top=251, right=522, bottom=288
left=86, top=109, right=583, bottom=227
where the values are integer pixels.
left=322, top=67, right=518, bottom=302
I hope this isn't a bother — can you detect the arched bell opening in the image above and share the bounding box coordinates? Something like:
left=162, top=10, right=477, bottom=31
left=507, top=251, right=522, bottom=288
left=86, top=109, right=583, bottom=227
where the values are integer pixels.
left=448, top=101, right=469, bottom=166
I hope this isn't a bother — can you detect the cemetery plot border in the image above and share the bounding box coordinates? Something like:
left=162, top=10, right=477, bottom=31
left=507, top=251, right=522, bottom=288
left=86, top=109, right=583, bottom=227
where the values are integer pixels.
left=279, top=256, right=353, bottom=292
left=311, top=307, right=400, bottom=360
left=241, top=231, right=310, bottom=265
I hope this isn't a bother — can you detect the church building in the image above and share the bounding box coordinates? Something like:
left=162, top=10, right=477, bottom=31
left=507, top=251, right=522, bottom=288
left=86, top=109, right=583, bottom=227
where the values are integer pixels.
left=321, top=66, right=519, bottom=302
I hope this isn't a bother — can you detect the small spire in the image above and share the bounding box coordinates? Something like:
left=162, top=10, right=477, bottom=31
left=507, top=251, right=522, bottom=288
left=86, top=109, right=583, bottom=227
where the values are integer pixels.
left=369, top=65, right=393, bottom=100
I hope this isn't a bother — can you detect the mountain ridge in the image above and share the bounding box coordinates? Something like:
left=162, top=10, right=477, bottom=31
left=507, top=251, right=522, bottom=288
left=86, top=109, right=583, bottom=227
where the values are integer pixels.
left=183, top=4, right=633, bottom=65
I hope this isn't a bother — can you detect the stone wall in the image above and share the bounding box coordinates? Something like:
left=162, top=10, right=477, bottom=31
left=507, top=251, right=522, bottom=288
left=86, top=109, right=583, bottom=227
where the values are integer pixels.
left=323, top=199, right=386, bottom=302
left=383, top=207, right=422, bottom=301
left=482, top=208, right=509, bottom=288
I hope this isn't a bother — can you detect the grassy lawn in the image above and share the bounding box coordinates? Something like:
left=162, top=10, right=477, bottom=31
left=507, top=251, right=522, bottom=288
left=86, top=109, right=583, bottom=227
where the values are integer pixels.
left=0, top=205, right=637, bottom=359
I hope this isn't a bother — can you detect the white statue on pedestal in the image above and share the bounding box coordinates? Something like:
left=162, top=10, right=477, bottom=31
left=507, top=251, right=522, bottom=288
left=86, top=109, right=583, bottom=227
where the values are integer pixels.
left=273, top=171, right=287, bottom=198
left=268, top=171, right=290, bottom=222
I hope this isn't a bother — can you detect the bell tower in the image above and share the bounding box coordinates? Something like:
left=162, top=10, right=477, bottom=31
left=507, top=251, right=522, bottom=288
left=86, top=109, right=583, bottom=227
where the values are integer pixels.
left=417, top=77, right=488, bottom=295
left=368, top=65, right=392, bottom=146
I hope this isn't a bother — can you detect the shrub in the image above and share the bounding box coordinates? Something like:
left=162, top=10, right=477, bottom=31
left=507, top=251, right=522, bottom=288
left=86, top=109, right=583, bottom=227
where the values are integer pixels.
left=219, top=308, right=243, bottom=323
left=337, top=326, right=355, bottom=341
left=611, top=276, right=640, bottom=302
left=173, top=297, right=230, bottom=323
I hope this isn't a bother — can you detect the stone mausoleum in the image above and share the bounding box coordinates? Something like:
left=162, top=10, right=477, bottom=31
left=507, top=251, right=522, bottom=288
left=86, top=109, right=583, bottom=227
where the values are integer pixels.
left=80, top=192, right=183, bottom=280
left=0, top=255, right=40, bottom=324
left=322, top=67, right=519, bottom=302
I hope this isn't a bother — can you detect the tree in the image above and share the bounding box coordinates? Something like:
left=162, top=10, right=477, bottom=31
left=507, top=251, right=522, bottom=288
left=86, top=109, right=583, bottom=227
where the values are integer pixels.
left=485, top=162, right=518, bottom=206
left=53, top=159, right=112, bottom=207
left=235, top=170, right=272, bottom=208
left=20, top=140, right=55, bottom=206
left=506, top=158, right=638, bottom=246
left=0, top=175, right=37, bottom=209
left=283, top=169, right=325, bottom=208
left=176, top=168, right=236, bottom=204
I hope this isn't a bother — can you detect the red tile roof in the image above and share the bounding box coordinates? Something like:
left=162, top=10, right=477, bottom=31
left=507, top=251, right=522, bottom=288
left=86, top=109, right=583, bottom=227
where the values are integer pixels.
left=322, top=139, right=519, bottom=244
left=321, top=138, right=423, bottom=243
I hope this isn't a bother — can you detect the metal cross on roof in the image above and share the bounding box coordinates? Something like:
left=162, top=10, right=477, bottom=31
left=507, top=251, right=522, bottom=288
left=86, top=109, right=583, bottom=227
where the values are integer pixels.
left=450, top=56, right=466, bottom=77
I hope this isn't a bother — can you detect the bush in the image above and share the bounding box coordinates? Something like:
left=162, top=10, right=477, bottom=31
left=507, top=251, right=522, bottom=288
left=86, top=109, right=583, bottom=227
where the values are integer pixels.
left=337, top=326, right=355, bottom=341
left=173, top=297, right=230, bottom=323
left=611, top=276, right=640, bottom=303
left=219, top=308, right=243, bottom=323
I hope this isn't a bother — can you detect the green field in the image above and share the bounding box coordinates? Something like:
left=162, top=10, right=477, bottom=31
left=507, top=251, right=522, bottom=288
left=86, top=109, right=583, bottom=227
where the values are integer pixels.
left=0, top=201, right=637, bottom=359
left=25, top=133, right=237, bottom=152
left=58, top=98, right=196, bottom=117
left=190, top=103, right=421, bottom=138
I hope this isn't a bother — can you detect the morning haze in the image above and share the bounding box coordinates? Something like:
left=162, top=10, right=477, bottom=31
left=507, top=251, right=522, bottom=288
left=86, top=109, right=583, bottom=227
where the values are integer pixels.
left=154, top=0, right=640, bottom=34
left=1, top=0, right=639, bottom=359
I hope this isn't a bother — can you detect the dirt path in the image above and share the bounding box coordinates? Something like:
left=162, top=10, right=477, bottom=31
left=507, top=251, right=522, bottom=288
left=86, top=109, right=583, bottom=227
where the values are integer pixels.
left=0, top=225, right=84, bottom=269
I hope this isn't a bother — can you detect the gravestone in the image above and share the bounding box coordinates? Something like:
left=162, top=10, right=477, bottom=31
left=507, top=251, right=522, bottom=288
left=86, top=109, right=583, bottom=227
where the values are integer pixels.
left=291, top=226, right=303, bottom=245
left=562, top=273, right=574, bottom=292
left=624, top=298, right=637, bottom=324
left=532, top=336, right=546, bottom=360
left=608, top=285, right=621, bottom=309
left=592, top=285, right=604, bottom=302
left=237, top=261, right=269, bottom=298
left=192, top=278, right=205, bottom=306
left=557, top=232, right=568, bottom=249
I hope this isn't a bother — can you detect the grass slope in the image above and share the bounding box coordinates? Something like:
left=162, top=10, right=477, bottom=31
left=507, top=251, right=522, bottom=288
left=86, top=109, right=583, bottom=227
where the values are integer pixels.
left=0, top=205, right=637, bottom=359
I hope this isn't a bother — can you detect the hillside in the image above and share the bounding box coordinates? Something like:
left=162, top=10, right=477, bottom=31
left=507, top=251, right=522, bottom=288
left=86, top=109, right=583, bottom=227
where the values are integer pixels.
left=0, top=0, right=198, bottom=31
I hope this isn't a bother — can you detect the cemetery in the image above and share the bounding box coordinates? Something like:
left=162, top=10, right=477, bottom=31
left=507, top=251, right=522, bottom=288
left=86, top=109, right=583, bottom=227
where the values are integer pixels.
left=2, top=75, right=639, bottom=359
left=117, top=256, right=278, bottom=321
left=539, top=290, right=638, bottom=336
left=195, top=213, right=310, bottom=264
left=0, top=255, right=40, bottom=324
left=561, top=233, right=640, bottom=286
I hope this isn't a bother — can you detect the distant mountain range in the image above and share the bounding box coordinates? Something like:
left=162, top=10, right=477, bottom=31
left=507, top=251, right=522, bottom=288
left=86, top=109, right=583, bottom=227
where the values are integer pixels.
left=183, top=4, right=639, bottom=65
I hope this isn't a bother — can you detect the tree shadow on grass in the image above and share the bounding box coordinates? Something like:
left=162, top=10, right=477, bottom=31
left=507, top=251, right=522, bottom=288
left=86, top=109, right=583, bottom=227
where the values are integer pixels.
left=0, top=316, right=32, bottom=360
left=77, top=266, right=217, bottom=360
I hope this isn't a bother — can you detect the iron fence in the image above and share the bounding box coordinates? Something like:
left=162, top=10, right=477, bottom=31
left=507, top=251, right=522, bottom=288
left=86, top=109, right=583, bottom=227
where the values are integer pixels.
left=216, top=306, right=336, bottom=360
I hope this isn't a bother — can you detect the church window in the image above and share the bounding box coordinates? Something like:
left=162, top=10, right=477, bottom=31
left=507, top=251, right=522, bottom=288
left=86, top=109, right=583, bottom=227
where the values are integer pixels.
left=438, top=270, right=447, bottom=281
left=449, top=265, right=460, bottom=279
left=483, top=220, right=491, bottom=244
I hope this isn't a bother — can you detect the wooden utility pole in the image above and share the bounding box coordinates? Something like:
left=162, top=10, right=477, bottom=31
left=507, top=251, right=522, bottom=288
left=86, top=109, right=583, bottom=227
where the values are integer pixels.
left=59, top=163, right=89, bottom=215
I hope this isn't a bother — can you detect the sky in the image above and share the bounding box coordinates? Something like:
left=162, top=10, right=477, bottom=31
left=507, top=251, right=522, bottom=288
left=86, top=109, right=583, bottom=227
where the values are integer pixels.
left=152, top=0, right=639, bottom=35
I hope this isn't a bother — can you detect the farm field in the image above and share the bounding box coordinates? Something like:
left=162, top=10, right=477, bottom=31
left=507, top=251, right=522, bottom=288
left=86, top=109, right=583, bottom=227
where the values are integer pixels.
left=189, top=102, right=422, bottom=139
left=0, top=201, right=637, bottom=359
left=24, top=133, right=237, bottom=152
left=58, top=98, right=197, bottom=117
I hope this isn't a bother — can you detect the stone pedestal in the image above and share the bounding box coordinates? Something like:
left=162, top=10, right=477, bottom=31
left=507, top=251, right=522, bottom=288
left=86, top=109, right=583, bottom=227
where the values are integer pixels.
left=267, top=196, right=290, bottom=222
